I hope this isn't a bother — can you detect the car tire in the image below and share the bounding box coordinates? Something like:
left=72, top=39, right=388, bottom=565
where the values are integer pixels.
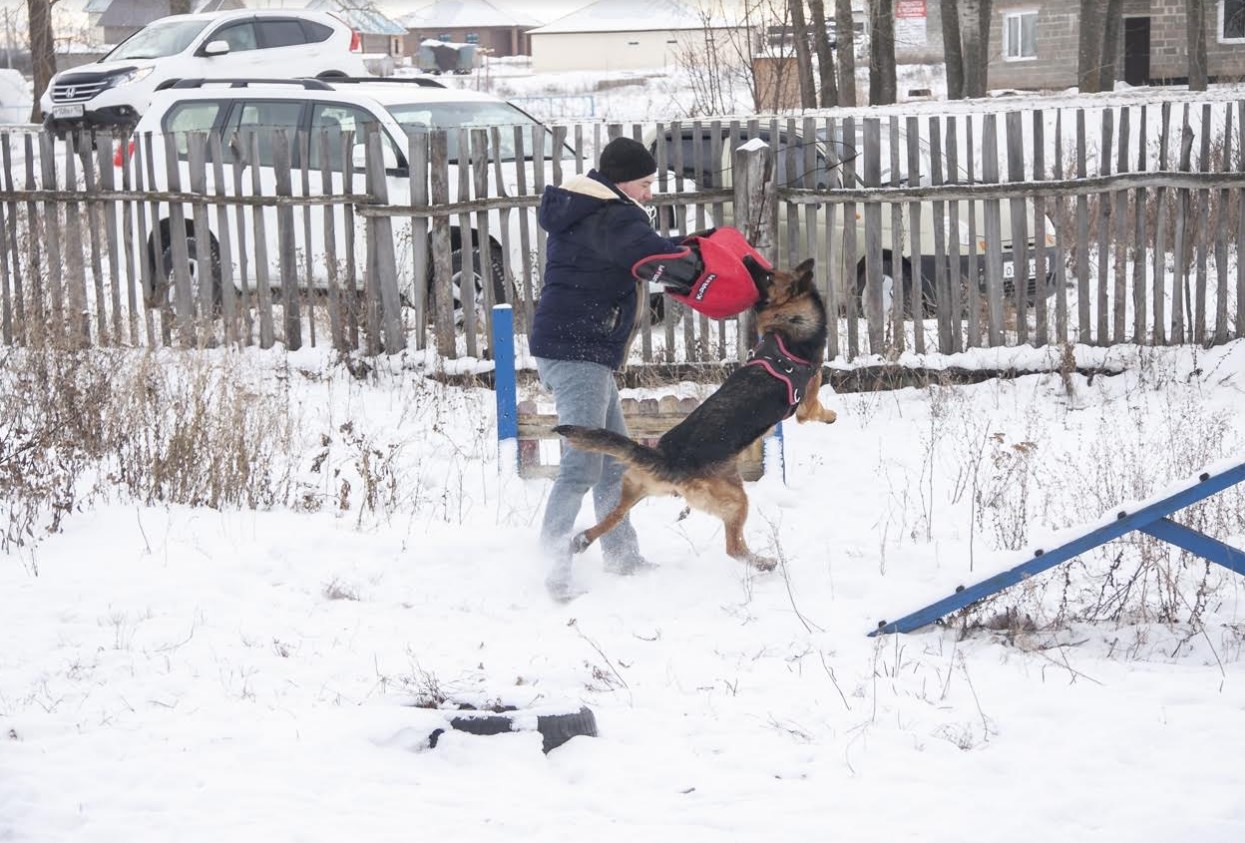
left=427, top=705, right=598, bottom=754
left=647, top=291, right=667, bottom=326
left=432, top=243, right=507, bottom=324
left=157, top=232, right=223, bottom=314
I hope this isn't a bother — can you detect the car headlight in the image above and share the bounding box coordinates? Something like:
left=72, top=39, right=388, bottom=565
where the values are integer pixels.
left=107, top=67, right=155, bottom=88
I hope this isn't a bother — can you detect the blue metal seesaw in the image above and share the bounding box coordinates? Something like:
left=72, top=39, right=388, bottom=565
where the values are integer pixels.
left=871, top=458, right=1245, bottom=636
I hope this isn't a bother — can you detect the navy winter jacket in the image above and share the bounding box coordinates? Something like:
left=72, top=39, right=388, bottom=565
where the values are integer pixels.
left=529, top=170, right=683, bottom=370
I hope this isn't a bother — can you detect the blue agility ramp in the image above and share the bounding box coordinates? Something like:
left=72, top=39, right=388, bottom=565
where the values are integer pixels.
left=871, top=458, right=1245, bottom=636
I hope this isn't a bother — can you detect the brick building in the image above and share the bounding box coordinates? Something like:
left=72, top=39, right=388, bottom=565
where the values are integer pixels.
left=990, top=0, right=1245, bottom=90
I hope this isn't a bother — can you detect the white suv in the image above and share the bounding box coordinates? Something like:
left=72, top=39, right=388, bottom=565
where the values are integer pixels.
left=41, top=10, right=369, bottom=136
left=125, top=76, right=568, bottom=320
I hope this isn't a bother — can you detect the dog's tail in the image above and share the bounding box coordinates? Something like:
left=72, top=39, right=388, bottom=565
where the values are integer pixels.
left=553, top=425, right=666, bottom=473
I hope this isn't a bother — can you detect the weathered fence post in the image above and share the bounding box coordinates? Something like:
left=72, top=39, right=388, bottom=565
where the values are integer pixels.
left=407, top=131, right=430, bottom=350
left=429, top=129, right=456, bottom=357
left=364, top=130, right=405, bottom=353
left=158, top=131, right=196, bottom=348
left=733, top=138, right=776, bottom=263
left=732, top=138, right=784, bottom=483
left=273, top=130, right=302, bottom=351
left=733, top=136, right=776, bottom=353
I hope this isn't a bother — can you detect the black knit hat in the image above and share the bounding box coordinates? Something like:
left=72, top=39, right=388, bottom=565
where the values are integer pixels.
left=598, top=137, right=657, bottom=184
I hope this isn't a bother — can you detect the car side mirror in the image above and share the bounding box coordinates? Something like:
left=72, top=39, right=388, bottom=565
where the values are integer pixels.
left=202, top=40, right=230, bottom=57
left=351, top=143, right=398, bottom=172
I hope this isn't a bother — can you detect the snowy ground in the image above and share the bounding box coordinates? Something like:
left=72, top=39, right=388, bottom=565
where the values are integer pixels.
left=4, top=338, right=1245, bottom=841
left=5, top=40, right=1245, bottom=843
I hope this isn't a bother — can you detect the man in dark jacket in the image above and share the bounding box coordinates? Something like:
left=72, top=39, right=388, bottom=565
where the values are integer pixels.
left=531, top=136, right=686, bottom=601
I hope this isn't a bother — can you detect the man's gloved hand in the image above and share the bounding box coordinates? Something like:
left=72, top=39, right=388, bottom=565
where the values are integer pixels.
left=632, top=247, right=704, bottom=296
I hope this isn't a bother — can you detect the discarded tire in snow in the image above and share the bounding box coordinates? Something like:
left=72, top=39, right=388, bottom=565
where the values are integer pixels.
left=426, top=705, right=597, bottom=753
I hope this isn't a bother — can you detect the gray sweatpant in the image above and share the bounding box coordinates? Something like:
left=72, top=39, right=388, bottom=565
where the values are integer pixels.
left=535, top=357, right=643, bottom=584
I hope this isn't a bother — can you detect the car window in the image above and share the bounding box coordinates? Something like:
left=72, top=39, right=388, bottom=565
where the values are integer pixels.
left=658, top=129, right=825, bottom=190
left=225, top=99, right=304, bottom=167
left=210, top=22, right=258, bottom=53
left=655, top=130, right=718, bottom=188
left=386, top=100, right=561, bottom=163
left=162, top=100, right=225, bottom=158
left=773, top=138, right=829, bottom=190
left=308, top=103, right=401, bottom=172
left=104, top=19, right=209, bottom=60
left=257, top=20, right=307, bottom=49
left=819, top=128, right=946, bottom=186
left=300, top=20, right=333, bottom=44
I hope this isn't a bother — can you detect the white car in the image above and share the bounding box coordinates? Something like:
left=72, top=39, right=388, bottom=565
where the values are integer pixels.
left=123, top=76, right=570, bottom=321
left=41, top=10, right=369, bottom=136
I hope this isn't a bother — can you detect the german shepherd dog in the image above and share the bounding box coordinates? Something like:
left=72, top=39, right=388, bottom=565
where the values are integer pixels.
left=554, top=256, right=837, bottom=571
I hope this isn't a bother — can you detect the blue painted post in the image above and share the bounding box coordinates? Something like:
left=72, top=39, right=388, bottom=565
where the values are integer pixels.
left=492, top=304, right=518, bottom=475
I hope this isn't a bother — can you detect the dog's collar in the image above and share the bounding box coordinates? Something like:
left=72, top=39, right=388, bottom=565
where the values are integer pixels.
left=744, top=332, right=816, bottom=418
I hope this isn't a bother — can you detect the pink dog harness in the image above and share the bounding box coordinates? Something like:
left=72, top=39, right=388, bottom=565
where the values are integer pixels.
left=744, top=332, right=817, bottom=419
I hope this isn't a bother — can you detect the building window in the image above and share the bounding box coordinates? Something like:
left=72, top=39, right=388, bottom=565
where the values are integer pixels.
left=1222, top=0, right=1245, bottom=42
left=1003, top=11, right=1038, bottom=60
left=465, top=33, right=479, bottom=44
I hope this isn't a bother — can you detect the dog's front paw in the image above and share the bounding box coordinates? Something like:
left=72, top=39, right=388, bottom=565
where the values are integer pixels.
left=796, top=405, right=837, bottom=424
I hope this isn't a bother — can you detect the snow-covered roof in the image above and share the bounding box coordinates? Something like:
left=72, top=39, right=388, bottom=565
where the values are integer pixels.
left=528, top=0, right=732, bottom=35
left=305, top=0, right=409, bottom=35
left=397, top=0, right=543, bottom=30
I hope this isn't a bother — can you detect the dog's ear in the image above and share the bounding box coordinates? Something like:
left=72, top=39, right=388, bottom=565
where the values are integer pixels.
left=793, top=258, right=816, bottom=294
left=743, top=255, right=772, bottom=292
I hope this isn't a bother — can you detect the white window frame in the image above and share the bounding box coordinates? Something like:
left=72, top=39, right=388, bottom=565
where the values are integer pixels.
left=1220, top=0, right=1245, bottom=44
left=1002, top=10, right=1039, bottom=61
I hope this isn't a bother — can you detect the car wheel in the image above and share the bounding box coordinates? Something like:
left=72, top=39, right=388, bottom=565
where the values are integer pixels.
left=433, top=243, right=507, bottom=325
left=157, top=232, right=223, bottom=314
left=42, top=117, right=68, bottom=142
left=427, top=705, right=597, bottom=754
left=647, top=291, right=667, bottom=325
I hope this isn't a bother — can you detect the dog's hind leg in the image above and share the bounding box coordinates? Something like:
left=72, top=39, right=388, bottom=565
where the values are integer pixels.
left=696, top=476, right=776, bottom=572
left=794, top=368, right=837, bottom=425
left=571, top=472, right=650, bottom=555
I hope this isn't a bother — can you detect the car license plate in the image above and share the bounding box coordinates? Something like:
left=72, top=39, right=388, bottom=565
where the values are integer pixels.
left=1002, top=257, right=1037, bottom=280
left=51, top=104, right=85, bottom=120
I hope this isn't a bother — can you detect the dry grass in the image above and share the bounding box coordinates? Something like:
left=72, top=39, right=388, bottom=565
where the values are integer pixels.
left=0, top=345, right=298, bottom=554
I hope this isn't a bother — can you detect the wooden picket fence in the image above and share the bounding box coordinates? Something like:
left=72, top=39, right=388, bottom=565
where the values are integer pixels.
left=1, top=89, right=1244, bottom=363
